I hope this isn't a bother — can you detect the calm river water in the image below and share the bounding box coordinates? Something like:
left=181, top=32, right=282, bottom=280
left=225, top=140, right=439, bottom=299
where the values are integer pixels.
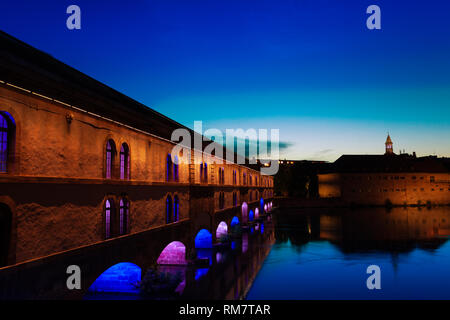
left=86, top=206, right=450, bottom=300
left=247, top=206, right=450, bottom=300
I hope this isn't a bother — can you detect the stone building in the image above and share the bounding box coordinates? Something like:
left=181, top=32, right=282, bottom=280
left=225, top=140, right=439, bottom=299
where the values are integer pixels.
left=0, top=31, right=274, bottom=268
left=318, top=135, right=450, bottom=206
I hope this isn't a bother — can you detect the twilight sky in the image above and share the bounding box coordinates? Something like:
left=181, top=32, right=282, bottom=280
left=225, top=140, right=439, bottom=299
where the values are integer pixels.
left=1, top=0, right=449, bottom=161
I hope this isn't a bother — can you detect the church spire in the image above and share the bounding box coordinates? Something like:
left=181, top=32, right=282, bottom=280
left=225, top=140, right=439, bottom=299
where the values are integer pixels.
left=385, top=133, right=393, bottom=154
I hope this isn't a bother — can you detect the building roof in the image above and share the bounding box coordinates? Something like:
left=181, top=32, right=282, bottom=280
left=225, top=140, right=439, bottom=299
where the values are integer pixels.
left=333, top=154, right=449, bottom=173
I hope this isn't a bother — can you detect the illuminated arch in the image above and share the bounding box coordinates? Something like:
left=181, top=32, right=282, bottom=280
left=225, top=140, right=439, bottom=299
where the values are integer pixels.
left=157, top=241, right=187, bottom=265
left=255, top=207, right=259, bottom=219
left=195, top=229, right=212, bottom=249
left=216, top=221, right=228, bottom=239
left=88, top=262, right=141, bottom=293
left=241, top=202, right=248, bottom=223
left=230, top=216, right=240, bottom=227
left=249, top=209, right=254, bottom=221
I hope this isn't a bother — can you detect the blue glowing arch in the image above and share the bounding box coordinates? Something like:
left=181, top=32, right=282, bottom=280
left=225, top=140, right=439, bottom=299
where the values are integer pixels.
left=231, top=216, right=240, bottom=227
left=195, top=229, right=213, bottom=249
left=249, top=209, right=254, bottom=221
left=88, top=262, right=141, bottom=293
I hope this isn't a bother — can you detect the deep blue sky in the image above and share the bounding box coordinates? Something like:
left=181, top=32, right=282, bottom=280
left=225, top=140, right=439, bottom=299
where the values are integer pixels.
left=1, top=0, right=449, bottom=160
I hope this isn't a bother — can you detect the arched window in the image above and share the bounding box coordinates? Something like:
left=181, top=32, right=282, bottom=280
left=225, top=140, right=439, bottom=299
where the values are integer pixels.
left=243, top=173, right=247, bottom=185
left=174, top=195, right=179, bottom=222
left=105, top=140, right=116, bottom=179
left=166, top=154, right=173, bottom=181
left=166, top=196, right=173, bottom=224
left=0, top=112, right=16, bottom=174
left=249, top=174, right=252, bottom=186
left=233, top=170, right=237, bottom=184
left=200, top=162, right=208, bottom=182
left=0, top=113, right=10, bottom=173
left=120, top=143, right=130, bottom=180
left=173, top=156, right=179, bottom=182
left=105, top=199, right=113, bottom=239
left=119, top=198, right=129, bottom=235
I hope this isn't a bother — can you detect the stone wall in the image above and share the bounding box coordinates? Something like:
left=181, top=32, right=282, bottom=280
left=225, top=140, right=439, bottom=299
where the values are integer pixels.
left=0, top=84, right=273, bottom=266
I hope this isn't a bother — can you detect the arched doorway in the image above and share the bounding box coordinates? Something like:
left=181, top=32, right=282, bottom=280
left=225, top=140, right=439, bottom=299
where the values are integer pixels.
left=0, top=203, right=12, bottom=267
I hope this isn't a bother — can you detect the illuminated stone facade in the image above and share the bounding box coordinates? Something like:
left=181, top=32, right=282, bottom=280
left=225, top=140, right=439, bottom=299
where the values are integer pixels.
left=0, top=32, right=274, bottom=268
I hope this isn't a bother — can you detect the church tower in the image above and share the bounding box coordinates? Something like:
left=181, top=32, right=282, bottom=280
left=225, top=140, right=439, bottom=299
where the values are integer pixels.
left=385, top=134, right=393, bottom=154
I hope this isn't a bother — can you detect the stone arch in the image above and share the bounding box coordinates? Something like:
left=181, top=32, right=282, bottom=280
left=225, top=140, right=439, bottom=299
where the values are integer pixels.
left=241, top=202, right=248, bottom=224
left=195, top=229, right=212, bottom=249
left=157, top=241, right=187, bottom=265
left=216, top=221, right=228, bottom=240
left=87, top=262, right=142, bottom=294
left=230, top=216, right=240, bottom=227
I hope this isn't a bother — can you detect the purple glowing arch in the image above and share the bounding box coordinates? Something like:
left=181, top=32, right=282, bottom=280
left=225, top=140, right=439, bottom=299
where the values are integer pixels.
left=255, top=208, right=259, bottom=219
left=157, top=241, right=187, bottom=265
left=241, top=202, right=248, bottom=223
left=216, top=221, right=228, bottom=239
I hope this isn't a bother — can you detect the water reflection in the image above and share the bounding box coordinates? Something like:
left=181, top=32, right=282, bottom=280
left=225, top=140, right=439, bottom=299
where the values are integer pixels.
left=247, top=206, right=450, bottom=300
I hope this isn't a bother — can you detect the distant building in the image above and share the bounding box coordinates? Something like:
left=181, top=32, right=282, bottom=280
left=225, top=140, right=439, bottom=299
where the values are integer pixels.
left=318, top=135, right=450, bottom=206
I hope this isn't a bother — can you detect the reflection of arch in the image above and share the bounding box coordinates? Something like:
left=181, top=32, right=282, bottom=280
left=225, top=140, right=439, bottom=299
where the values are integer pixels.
left=230, top=216, right=240, bottom=227
left=241, top=202, right=248, bottom=223
left=88, top=262, right=141, bottom=293
left=157, top=241, right=187, bottom=265
left=255, top=208, right=259, bottom=219
left=249, top=209, right=254, bottom=221
left=0, top=203, right=12, bottom=267
left=216, top=221, right=228, bottom=239
left=260, top=198, right=264, bottom=214
left=195, top=229, right=212, bottom=249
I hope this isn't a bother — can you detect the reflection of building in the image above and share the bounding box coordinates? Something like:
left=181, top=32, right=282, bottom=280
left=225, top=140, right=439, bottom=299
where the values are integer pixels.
left=319, top=207, right=450, bottom=252
left=318, top=135, right=450, bottom=206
